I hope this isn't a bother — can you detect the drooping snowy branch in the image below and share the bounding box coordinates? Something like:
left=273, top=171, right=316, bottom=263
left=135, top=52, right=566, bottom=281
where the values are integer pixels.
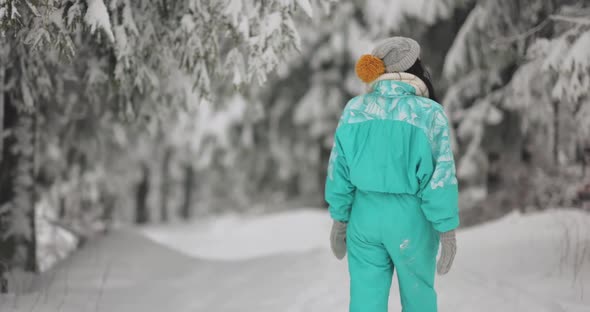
left=85, top=0, right=114, bottom=42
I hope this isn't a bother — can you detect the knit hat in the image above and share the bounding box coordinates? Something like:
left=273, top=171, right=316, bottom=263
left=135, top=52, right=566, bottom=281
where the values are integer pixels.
left=355, top=37, right=421, bottom=83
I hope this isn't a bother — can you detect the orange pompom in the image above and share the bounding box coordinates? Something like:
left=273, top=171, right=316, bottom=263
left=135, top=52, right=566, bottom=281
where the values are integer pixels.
left=355, top=54, right=385, bottom=83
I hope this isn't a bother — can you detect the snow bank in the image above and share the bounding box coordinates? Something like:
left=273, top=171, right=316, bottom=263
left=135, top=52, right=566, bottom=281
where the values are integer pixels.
left=445, top=209, right=590, bottom=311
left=141, top=209, right=332, bottom=260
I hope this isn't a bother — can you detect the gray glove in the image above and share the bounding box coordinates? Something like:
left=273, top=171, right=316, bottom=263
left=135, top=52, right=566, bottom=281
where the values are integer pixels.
left=437, top=230, right=457, bottom=275
left=330, top=221, right=347, bottom=260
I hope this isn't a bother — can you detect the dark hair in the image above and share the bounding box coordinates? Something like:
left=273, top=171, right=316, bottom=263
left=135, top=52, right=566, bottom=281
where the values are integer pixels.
left=404, top=59, right=437, bottom=102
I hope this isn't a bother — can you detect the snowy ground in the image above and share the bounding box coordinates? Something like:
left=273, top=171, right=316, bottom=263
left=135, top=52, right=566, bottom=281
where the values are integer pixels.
left=1, top=208, right=589, bottom=312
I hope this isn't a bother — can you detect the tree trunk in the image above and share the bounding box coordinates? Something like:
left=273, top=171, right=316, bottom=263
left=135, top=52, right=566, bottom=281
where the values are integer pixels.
left=0, top=94, right=18, bottom=275
left=0, top=63, right=4, bottom=164
left=13, top=110, right=37, bottom=272
left=0, top=68, right=8, bottom=293
left=0, top=265, right=6, bottom=293
left=553, top=99, right=559, bottom=165
left=26, top=109, right=38, bottom=272
left=159, top=147, right=172, bottom=223
left=135, top=163, right=150, bottom=224
left=318, top=139, right=331, bottom=195
left=0, top=89, right=38, bottom=286
left=100, top=192, right=115, bottom=233
left=179, top=164, right=195, bottom=220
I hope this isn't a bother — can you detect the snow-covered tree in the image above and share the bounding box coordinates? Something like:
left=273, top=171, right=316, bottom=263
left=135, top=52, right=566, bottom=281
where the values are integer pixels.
left=443, top=0, right=590, bottom=221
left=0, top=0, right=331, bottom=274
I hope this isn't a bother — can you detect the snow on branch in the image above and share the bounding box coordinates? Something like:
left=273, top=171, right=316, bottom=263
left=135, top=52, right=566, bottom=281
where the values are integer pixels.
left=552, top=30, right=590, bottom=106
left=84, top=0, right=114, bottom=42
left=550, top=14, right=590, bottom=25
left=0, top=0, right=21, bottom=22
left=443, top=5, right=486, bottom=79
left=295, top=0, right=313, bottom=18
left=365, top=0, right=459, bottom=31
left=491, top=19, right=551, bottom=47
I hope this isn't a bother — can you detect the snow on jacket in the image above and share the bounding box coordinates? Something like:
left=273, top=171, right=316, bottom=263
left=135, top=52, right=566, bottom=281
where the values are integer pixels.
left=325, top=76, right=459, bottom=232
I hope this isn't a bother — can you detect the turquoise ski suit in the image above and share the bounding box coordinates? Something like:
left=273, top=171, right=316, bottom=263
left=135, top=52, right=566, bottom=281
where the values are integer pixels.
left=325, top=80, right=459, bottom=312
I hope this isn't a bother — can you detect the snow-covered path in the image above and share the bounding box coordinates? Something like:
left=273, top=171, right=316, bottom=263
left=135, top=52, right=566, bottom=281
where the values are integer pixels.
left=1, top=209, right=589, bottom=312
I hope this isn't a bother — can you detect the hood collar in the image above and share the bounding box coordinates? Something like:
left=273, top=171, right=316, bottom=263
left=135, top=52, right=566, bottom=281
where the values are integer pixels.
left=367, top=72, right=430, bottom=98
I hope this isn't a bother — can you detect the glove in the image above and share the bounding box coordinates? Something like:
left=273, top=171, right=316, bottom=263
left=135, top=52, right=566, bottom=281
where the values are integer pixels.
left=437, top=230, right=457, bottom=275
left=330, top=221, right=347, bottom=260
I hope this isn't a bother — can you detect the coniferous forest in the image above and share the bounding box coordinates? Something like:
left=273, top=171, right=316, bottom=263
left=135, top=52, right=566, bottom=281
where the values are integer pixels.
left=0, top=1, right=589, bottom=310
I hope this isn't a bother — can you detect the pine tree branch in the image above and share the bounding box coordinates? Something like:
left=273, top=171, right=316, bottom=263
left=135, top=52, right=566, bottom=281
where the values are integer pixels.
left=491, top=19, right=551, bottom=47
left=550, top=15, right=590, bottom=25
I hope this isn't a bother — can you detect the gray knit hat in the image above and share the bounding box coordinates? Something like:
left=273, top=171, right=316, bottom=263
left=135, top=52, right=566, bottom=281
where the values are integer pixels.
left=371, top=37, right=420, bottom=73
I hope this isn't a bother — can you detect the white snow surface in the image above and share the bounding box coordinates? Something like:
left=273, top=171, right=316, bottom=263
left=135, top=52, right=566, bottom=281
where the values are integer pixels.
left=2, top=208, right=589, bottom=312
left=141, top=209, right=332, bottom=260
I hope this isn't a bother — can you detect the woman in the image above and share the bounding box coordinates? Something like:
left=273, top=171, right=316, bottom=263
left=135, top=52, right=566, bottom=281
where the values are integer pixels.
left=326, top=37, right=458, bottom=312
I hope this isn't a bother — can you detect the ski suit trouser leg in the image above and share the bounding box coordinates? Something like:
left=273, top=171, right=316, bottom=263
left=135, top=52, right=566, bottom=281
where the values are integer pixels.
left=347, top=191, right=440, bottom=312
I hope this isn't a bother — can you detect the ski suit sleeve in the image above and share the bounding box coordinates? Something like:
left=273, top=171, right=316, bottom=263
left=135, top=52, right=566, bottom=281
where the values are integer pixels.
left=325, top=129, right=355, bottom=223
left=416, top=109, right=460, bottom=233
